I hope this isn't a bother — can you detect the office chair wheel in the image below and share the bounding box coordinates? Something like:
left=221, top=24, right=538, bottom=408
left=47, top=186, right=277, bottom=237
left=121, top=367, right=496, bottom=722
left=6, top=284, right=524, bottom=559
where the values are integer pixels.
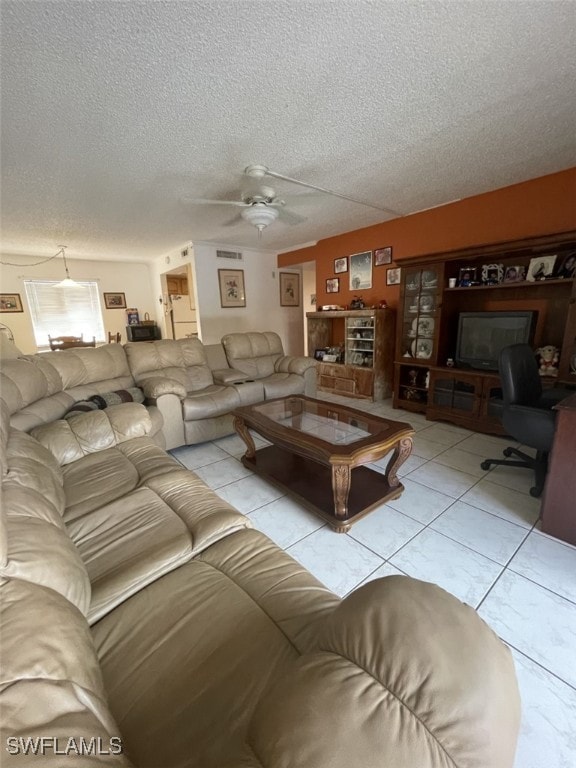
left=503, top=447, right=514, bottom=457
left=480, top=460, right=491, bottom=470
left=529, top=486, right=542, bottom=498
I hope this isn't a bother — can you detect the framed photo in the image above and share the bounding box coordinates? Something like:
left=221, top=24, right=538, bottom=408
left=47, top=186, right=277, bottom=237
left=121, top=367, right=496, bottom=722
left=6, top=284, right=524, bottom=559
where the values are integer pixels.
left=334, top=257, right=348, bottom=274
left=314, top=349, right=326, bottom=361
left=374, top=246, right=392, bottom=266
left=218, top=269, right=246, bottom=308
left=503, top=265, right=526, bottom=283
left=279, top=272, right=300, bottom=306
left=554, top=251, right=576, bottom=279
left=527, top=255, right=557, bottom=282
left=103, top=292, right=127, bottom=309
left=386, top=267, right=401, bottom=286
left=126, top=308, right=140, bottom=325
left=458, top=266, right=477, bottom=287
left=0, top=293, right=23, bottom=313
left=481, top=263, right=504, bottom=285
left=326, top=278, right=340, bottom=293
left=349, top=251, right=372, bottom=290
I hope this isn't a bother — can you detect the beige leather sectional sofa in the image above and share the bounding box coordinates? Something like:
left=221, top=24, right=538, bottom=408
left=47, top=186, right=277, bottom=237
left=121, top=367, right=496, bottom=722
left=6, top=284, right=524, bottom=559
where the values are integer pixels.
left=0, top=340, right=521, bottom=767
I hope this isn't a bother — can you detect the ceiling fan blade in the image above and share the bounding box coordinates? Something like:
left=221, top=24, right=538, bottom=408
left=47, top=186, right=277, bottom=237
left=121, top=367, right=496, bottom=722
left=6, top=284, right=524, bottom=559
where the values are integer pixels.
left=221, top=213, right=244, bottom=227
left=244, top=165, right=402, bottom=216
left=277, top=207, right=307, bottom=225
left=182, top=197, right=248, bottom=207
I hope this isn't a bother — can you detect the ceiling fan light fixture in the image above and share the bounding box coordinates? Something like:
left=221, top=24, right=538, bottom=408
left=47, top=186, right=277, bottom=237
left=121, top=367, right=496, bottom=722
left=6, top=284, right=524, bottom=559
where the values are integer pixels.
left=55, top=246, right=82, bottom=288
left=241, top=203, right=279, bottom=236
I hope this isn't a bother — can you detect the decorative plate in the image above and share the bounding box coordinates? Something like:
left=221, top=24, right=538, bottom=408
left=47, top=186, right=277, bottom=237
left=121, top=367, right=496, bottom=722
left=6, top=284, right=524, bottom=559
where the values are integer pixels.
left=419, top=294, right=435, bottom=312
left=421, top=270, right=438, bottom=288
left=417, top=317, right=435, bottom=337
left=411, top=339, right=433, bottom=359
left=406, top=275, right=420, bottom=291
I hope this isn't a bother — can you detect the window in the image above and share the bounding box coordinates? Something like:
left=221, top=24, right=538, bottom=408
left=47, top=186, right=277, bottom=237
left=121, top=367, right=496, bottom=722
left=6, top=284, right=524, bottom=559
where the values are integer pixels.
left=24, top=280, right=105, bottom=347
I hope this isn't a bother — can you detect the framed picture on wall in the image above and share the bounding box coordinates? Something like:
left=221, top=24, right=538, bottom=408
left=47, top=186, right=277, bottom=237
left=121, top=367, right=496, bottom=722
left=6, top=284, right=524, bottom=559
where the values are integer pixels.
left=218, top=269, right=246, bottom=308
left=349, top=251, right=372, bottom=290
left=103, top=292, right=127, bottom=309
left=374, top=247, right=392, bottom=266
left=0, top=293, right=23, bottom=313
left=279, top=272, right=300, bottom=306
left=326, top=278, right=340, bottom=293
left=386, top=267, right=401, bottom=286
left=334, top=257, right=348, bottom=273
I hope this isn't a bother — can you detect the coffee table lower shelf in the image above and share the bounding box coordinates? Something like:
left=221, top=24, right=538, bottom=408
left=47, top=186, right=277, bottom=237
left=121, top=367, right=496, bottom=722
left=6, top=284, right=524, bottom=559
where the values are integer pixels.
left=241, top=444, right=404, bottom=533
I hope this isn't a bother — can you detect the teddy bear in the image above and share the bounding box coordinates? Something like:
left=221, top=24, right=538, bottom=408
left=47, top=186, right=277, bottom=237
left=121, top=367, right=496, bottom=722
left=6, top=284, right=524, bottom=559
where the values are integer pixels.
left=536, top=345, right=559, bottom=377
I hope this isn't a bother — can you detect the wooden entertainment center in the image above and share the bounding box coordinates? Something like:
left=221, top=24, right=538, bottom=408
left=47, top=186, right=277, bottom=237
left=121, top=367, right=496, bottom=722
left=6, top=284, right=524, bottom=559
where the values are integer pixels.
left=393, top=231, right=576, bottom=434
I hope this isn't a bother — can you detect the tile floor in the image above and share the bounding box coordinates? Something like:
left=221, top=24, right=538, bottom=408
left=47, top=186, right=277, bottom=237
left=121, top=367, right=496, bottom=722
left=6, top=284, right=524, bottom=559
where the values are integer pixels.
left=171, top=392, right=576, bottom=768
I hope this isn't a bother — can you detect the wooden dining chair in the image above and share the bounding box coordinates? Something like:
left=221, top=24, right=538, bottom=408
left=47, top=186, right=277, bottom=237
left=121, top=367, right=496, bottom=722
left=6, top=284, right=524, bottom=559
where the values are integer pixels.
left=48, top=334, right=96, bottom=350
left=108, top=331, right=121, bottom=343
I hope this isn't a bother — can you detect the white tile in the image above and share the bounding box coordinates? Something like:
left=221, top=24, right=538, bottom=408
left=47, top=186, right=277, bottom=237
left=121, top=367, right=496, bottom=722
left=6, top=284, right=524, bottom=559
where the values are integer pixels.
left=170, top=442, right=229, bottom=469
left=479, top=570, right=576, bottom=688
left=348, top=506, right=424, bottom=559
left=248, top=496, right=326, bottom=549
left=212, top=432, right=267, bottom=457
left=386, top=478, right=455, bottom=524
left=192, top=457, right=252, bottom=489
left=410, top=435, right=449, bottom=460
left=430, top=501, right=528, bottom=564
left=369, top=453, right=427, bottom=477
left=457, top=432, right=515, bottom=458
left=433, top=446, right=490, bottom=478
left=417, top=423, right=471, bottom=445
left=390, top=528, right=503, bottom=607
left=215, top=474, right=284, bottom=514
left=486, top=462, right=535, bottom=495
left=287, top=527, right=383, bottom=597
left=512, top=649, right=576, bottom=768
left=406, top=461, right=479, bottom=498
left=460, top=479, right=540, bottom=529
left=509, top=530, right=576, bottom=604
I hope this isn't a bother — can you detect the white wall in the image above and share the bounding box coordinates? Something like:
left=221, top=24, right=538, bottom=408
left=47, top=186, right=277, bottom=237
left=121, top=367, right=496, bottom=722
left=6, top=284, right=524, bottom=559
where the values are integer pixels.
left=0, top=255, right=156, bottom=353
left=152, top=241, right=305, bottom=355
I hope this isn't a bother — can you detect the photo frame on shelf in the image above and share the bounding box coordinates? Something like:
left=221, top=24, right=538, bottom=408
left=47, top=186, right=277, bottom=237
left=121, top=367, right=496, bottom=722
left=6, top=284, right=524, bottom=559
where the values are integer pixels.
left=481, top=263, right=504, bottom=285
left=279, top=272, right=300, bottom=306
left=218, top=269, right=246, bottom=308
left=126, top=308, right=140, bottom=325
left=103, top=292, right=127, bottom=309
left=526, top=255, right=557, bottom=282
left=349, top=251, right=372, bottom=290
left=0, top=293, right=23, bottom=313
left=334, top=257, right=348, bottom=273
left=458, top=266, right=478, bottom=286
left=374, top=246, right=392, bottom=266
left=314, top=349, right=326, bottom=361
left=554, top=251, right=576, bottom=279
left=503, top=265, right=526, bottom=283
left=386, top=267, right=401, bottom=286
left=326, top=277, right=340, bottom=293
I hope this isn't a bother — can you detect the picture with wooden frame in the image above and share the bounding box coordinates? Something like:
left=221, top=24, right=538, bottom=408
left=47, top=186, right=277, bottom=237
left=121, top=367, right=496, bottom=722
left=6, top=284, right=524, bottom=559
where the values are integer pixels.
left=103, top=292, right=127, bottom=309
left=374, top=247, right=392, bottom=266
left=386, top=267, right=401, bottom=286
left=334, top=257, right=348, bottom=273
left=279, top=272, right=300, bottom=306
left=0, top=293, right=23, bottom=313
left=326, top=278, right=340, bottom=293
left=218, top=269, right=246, bottom=308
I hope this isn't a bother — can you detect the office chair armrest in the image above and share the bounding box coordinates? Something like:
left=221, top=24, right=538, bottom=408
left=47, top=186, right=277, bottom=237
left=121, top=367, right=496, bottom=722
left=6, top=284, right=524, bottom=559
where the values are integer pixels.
left=503, top=404, right=556, bottom=452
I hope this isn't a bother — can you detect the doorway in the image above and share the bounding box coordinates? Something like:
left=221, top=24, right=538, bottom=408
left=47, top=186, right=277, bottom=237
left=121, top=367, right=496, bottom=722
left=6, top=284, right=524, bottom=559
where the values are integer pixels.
left=162, top=264, right=199, bottom=340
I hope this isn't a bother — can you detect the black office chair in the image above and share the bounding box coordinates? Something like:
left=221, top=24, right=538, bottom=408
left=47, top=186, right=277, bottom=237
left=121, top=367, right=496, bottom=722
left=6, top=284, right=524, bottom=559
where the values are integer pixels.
left=480, top=344, right=571, bottom=498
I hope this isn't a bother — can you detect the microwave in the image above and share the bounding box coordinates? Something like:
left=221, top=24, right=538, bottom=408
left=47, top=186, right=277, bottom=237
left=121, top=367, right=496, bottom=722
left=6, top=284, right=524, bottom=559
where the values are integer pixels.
left=126, top=324, right=161, bottom=342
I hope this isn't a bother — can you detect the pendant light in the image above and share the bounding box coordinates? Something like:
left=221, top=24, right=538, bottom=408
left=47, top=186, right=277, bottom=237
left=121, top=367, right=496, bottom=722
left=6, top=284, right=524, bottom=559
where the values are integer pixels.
left=55, top=246, right=80, bottom=288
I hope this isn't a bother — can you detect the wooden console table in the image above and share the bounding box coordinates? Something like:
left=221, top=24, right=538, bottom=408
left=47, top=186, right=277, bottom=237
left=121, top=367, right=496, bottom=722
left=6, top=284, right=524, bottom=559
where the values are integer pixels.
left=541, top=393, right=576, bottom=546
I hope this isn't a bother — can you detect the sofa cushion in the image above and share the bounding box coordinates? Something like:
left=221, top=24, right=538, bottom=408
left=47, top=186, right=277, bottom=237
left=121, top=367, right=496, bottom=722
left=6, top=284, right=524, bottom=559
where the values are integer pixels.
left=222, top=332, right=284, bottom=380
left=181, top=384, right=241, bottom=420
left=259, top=372, right=305, bottom=399
left=125, top=338, right=214, bottom=392
left=67, top=488, right=194, bottom=625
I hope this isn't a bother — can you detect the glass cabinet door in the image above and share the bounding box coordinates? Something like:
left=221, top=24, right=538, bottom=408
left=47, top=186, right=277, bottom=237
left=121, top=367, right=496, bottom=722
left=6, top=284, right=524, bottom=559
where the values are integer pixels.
left=345, top=315, right=375, bottom=368
left=400, top=265, right=441, bottom=364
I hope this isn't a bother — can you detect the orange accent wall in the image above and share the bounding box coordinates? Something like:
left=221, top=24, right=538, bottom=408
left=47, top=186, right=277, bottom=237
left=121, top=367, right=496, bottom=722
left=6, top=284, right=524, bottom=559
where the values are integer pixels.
left=278, top=168, right=576, bottom=311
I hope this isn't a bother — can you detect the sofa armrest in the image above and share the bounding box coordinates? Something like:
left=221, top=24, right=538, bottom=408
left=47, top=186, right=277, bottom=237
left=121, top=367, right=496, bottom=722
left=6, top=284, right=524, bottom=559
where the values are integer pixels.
left=274, top=355, right=317, bottom=376
left=140, top=376, right=187, bottom=400
left=240, top=577, right=520, bottom=768
left=212, top=368, right=253, bottom=385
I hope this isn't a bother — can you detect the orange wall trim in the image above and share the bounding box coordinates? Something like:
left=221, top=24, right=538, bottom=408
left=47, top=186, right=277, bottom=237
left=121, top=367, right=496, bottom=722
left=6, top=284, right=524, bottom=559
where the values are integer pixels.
left=279, top=168, right=576, bottom=310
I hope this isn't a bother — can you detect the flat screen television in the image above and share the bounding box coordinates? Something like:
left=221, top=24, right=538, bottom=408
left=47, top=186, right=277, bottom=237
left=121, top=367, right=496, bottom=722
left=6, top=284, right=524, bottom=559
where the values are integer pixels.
left=455, top=311, right=537, bottom=371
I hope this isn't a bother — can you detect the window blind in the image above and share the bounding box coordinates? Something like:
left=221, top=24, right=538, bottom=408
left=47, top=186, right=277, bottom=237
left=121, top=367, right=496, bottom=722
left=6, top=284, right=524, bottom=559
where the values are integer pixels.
left=24, top=280, right=105, bottom=347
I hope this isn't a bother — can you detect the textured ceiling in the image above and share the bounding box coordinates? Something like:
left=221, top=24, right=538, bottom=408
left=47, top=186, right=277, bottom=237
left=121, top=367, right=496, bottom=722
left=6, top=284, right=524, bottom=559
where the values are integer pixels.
left=1, top=1, right=575, bottom=262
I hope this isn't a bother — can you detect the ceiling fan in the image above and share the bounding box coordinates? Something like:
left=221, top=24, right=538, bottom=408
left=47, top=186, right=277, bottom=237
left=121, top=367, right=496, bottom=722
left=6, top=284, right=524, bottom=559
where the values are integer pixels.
left=183, top=165, right=402, bottom=237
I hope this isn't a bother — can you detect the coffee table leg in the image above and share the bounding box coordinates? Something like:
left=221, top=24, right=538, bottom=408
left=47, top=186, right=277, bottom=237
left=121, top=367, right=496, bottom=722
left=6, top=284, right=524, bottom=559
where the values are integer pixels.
left=385, top=437, right=413, bottom=487
left=331, top=463, right=351, bottom=530
left=233, top=416, right=256, bottom=460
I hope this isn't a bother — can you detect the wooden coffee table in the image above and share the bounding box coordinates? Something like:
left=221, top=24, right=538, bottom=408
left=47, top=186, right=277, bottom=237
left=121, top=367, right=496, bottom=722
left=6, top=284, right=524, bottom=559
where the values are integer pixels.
left=233, top=395, right=414, bottom=532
